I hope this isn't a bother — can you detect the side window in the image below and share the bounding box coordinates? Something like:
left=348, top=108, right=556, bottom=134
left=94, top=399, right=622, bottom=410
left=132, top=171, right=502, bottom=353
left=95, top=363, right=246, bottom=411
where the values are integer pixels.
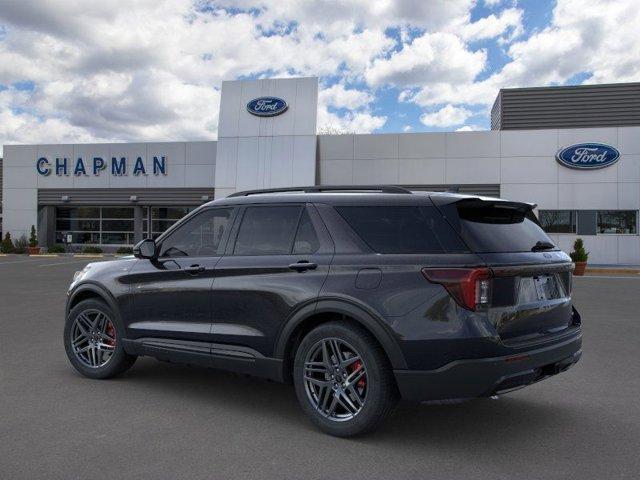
left=234, top=206, right=301, bottom=255
left=293, top=210, right=320, bottom=254
left=160, top=208, right=233, bottom=257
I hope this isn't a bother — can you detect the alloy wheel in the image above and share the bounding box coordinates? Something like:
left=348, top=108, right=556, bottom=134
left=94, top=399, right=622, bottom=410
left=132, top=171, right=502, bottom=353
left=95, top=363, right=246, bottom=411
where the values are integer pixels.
left=303, top=338, right=368, bottom=422
left=70, top=309, right=117, bottom=368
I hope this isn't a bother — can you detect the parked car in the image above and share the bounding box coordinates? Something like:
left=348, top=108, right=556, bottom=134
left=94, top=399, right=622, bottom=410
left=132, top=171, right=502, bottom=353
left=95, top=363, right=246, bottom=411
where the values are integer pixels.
left=64, top=185, right=582, bottom=436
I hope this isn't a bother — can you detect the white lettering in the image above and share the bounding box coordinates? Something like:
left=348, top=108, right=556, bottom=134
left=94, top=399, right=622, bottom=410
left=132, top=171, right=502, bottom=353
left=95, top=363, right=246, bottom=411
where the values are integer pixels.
left=570, top=147, right=607, bottom=164
left=254, top=99, right=279, bottom=111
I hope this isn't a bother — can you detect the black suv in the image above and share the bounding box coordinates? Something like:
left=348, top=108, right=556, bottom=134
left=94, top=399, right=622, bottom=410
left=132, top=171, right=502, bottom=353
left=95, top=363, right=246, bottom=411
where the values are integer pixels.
left=64, top=186, right=582, bottom=436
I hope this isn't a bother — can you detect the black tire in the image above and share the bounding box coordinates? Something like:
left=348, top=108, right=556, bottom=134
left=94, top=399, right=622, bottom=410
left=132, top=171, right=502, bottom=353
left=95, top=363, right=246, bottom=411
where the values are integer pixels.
left=64, top=299, right=136, bottom=379
left=293, top=321, right=397, bottom=437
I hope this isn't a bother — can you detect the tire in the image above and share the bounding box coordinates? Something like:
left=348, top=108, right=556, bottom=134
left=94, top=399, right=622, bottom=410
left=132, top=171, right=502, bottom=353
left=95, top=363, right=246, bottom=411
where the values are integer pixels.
left=64, top=299, right=136, bottom=379
left=293, top=321, right=397, bottom=437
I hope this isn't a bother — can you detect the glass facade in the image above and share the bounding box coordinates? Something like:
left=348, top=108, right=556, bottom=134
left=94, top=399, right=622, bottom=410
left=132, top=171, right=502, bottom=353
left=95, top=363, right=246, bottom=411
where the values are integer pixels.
left=56, top=207, right=135, bottom=245
left=597, top=210, right=638, bottom=234
left=539, top=209, right=638, bottom=235
left=55, top=206, right=194, bottom=246
left=539, top=210, right=577, bottom=233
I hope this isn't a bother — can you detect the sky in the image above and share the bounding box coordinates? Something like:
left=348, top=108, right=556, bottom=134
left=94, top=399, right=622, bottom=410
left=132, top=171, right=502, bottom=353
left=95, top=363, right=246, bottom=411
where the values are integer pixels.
left=0, top=0, right=639, bottom=155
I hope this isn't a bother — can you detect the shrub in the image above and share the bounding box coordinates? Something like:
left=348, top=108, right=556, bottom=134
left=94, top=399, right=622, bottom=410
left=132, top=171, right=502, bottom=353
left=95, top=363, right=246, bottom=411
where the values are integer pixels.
left=13, top=235, right=28, bottom=254
left=569, top=238, right=589, bottom=262
left=82, top=246, right=103, bottom=254
left=29, top=225, right=38, bottom=247
left=48, top=244, right=66, bottom=254
left=1, top=232, right=14, bottom=253
left=116, top=247, right=133, bottom=254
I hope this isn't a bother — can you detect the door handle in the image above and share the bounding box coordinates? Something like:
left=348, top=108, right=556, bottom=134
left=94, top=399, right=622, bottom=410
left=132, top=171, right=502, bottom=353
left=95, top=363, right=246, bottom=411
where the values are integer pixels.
left=288, top=261, right=318, bottom=272
left=184, top=264, right=206, bottom=275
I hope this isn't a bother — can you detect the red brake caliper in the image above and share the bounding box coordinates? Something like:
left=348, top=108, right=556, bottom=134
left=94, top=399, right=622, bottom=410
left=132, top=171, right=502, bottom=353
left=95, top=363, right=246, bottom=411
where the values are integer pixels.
left=105, top=321, right=116, bottom=347
left=350, top=360, right=366, bottom=389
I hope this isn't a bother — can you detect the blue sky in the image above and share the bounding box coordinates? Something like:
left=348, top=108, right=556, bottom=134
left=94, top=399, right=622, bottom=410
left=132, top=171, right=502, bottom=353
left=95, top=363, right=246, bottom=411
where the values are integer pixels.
left=0, top=0, right=638, bottom=150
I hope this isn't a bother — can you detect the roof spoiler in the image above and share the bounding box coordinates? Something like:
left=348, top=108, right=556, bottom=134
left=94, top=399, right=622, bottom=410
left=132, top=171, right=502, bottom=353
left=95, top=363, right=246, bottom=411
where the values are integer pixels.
left=429, top=193, right=537, bottom=211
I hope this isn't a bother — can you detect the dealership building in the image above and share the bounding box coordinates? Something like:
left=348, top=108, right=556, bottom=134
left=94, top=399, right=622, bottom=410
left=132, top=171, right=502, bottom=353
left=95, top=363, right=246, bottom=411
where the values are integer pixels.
left=1, top=78, right=640, bottom=264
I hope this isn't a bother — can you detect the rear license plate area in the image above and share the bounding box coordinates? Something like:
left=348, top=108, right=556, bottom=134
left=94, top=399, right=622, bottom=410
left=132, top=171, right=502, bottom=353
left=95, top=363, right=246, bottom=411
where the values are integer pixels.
left=533, top=275, right=552, bottom=300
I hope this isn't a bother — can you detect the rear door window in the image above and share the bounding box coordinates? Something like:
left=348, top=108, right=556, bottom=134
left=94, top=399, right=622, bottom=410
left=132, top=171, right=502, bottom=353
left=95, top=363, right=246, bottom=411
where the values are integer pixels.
left=233, top=205, right=302, bottom=255
left=293, top=210, right=320, bottom=254
left=335, top=206, right=468, bottom=254
left=445, top=200, right=555, bottom=253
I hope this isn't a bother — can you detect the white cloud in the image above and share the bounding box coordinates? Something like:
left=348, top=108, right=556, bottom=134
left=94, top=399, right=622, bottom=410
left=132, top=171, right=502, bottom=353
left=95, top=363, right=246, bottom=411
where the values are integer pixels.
left=405, top=0, right=640, bottom=109
left=319, top=84, right=373, bottom=110
left=0, top=0, right=639, bottom=150
left=420, top=105, right=472, bottom=127
left=317, top=107, right=387, bottom=134
left=402, top=125, right=412, bottom=132
left=456, top=124, right=484, bottom=131
left=317, top=82, right=384, bottom=133
left=366, top=32, right=486, bottom=87
left=458, top=7, right=523, bottom=42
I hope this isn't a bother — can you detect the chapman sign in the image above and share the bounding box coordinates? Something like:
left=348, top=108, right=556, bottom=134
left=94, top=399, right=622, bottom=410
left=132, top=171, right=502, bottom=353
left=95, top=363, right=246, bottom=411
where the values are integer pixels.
left=556, top=143, right=620, bottom=170
left=246, top=97, right=288, bottom=117
left=36, top=156, right=168, bottom=177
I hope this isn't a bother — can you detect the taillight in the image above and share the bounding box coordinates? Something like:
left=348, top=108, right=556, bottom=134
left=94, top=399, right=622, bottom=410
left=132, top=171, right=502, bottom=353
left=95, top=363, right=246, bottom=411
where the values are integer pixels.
left=421, top=267, right=491, bottom=311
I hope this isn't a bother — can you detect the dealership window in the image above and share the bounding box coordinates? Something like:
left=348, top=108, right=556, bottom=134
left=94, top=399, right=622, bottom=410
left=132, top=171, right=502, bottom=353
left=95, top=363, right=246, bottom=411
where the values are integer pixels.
left=143, top=206, right=194, bottom=239
left=597, top=210, right=638, bottom=234
left=55, top=207, right=134, bottom=245
left=538, top=210, right=577, bottom=234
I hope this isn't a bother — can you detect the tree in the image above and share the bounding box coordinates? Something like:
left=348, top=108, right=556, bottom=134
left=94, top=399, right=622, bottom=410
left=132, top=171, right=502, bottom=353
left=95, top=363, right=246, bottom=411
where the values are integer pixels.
left=317, top=124, right=355, bottom=135
left=1, top=232, right=15, bottom=253
left=29, top=225, right=38, bottom=247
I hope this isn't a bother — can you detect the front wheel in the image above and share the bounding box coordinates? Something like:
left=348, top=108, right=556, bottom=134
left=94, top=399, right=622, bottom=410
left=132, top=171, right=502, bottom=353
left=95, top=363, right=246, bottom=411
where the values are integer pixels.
left=64, top=299, right=136, bottom=379
left=293, top=321, right=397, bottom=437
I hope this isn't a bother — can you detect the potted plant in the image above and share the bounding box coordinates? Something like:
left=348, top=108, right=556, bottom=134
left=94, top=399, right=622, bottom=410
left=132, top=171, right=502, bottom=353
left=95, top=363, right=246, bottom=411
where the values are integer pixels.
left=28, top=225, right=40, bottom=255
left=570, top=238, right=589, bottom=276
left=1, top=232, right=14, bottom=253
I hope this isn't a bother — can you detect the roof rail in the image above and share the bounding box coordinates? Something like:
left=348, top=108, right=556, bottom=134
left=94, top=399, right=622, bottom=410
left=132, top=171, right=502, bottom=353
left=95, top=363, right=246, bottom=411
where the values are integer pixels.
left=227, top=185, right=413, bottom=197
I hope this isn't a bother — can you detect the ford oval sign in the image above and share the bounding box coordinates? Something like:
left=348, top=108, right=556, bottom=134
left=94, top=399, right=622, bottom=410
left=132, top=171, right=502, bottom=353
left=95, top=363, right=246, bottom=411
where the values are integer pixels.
left=246, top=97, right=288, bottom=117
left=556, top=143, right=620, bottom=170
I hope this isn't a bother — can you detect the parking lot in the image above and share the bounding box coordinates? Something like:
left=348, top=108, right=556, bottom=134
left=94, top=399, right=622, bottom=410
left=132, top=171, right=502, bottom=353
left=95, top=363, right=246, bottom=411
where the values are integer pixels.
left=1, top=255, right=639, bottom=479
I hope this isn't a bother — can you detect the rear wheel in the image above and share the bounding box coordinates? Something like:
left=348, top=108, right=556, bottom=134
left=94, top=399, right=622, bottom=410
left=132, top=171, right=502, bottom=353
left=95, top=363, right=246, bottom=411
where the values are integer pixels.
left=293, top=321, right=397, bottom=437
left=64, top=299, right=136, bottom=379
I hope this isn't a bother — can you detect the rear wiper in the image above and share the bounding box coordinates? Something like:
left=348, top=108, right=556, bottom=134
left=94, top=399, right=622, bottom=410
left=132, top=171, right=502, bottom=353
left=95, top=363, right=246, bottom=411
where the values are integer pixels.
left=531, top=241, right=555, bottom=252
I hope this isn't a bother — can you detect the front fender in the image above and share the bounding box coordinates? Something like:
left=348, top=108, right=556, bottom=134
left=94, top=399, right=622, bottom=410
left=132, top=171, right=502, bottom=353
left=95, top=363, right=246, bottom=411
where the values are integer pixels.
left=66, top=282, right=124, bottom=327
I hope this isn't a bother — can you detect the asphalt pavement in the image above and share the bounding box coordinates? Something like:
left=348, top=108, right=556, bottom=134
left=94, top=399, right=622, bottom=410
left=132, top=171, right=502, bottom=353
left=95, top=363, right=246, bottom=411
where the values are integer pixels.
left=1, top=255, right=639, bottom=479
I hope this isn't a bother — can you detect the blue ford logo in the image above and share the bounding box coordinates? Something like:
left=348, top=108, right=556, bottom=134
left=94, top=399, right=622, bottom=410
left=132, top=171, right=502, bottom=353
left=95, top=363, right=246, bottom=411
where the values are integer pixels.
left=556, top=143, right=620, bottom=170
left=246, top=97, right=288, bottom=117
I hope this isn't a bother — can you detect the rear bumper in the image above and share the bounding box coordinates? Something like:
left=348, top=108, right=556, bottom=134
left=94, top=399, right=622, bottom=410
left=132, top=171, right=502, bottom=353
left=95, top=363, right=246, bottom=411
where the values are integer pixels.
left=394, top=330, right=582, bottom=402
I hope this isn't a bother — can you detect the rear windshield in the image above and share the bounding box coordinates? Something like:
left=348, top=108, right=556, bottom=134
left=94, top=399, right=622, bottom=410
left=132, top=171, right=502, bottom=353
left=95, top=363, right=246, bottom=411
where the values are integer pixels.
left=446, top=200, right=554, bottom=253
left=335, top=206, right=468, bottom=254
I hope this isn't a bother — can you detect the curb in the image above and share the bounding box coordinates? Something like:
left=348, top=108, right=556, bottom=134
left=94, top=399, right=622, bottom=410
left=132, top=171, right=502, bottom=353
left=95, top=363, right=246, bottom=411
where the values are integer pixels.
left=584, top=268, right=640, bottom=276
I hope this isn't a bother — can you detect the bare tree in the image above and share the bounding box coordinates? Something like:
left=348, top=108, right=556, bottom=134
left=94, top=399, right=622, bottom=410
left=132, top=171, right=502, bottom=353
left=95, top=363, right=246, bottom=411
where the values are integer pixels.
left=317, top=124, right=355, bottom=135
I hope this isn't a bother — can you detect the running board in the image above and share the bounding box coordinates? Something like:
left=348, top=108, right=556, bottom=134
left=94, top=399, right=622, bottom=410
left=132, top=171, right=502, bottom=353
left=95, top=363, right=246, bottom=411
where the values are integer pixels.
left=122, top=337, right=284, bottom=382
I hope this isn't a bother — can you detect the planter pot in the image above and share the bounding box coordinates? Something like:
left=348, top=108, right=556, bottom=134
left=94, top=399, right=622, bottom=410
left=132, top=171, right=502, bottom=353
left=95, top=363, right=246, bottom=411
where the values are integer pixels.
left=573, top=261, right=587, bottom=276
left=27, top=246, right=41, bottom=255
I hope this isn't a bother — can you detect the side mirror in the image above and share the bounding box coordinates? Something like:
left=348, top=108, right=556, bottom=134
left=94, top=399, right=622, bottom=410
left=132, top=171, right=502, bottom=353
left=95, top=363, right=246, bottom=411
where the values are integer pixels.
left=133, top=238, right=157, bottom=259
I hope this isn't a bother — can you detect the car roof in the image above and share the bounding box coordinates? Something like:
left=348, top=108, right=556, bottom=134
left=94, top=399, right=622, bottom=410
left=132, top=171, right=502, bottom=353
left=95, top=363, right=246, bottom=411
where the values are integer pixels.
left=201, top=186, right=531, bottom=208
